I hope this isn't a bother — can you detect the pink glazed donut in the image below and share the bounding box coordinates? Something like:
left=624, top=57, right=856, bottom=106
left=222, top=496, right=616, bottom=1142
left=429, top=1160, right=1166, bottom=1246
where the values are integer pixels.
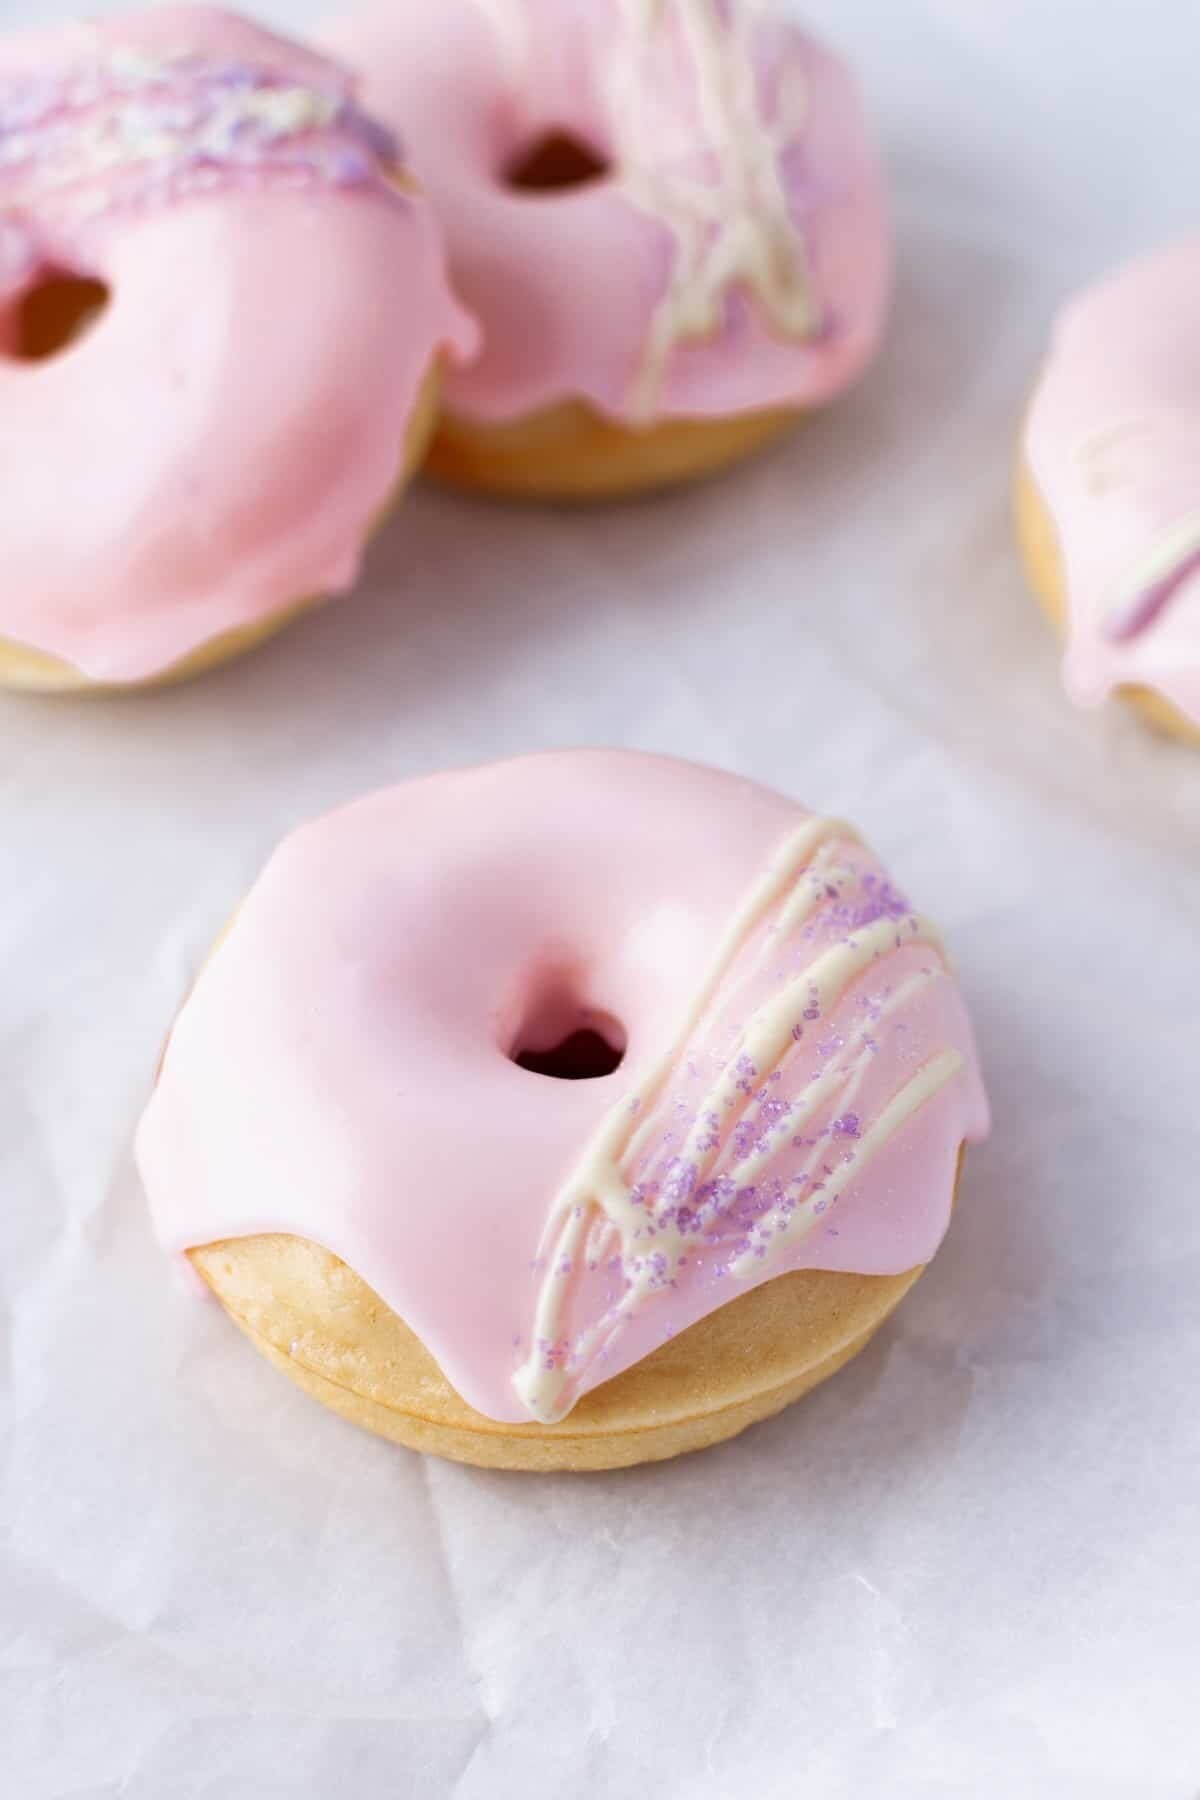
left=136, top=752, right=989, bottom=1471
left=1017, top=238, right=1200, bottom=746
left=322, top=0, right=891, bottom=499
left=0, top=5, right=476, bottom=690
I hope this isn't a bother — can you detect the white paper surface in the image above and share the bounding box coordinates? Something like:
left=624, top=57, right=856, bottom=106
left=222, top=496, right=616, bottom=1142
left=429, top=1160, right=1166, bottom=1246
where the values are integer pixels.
left=3, top=1, right=1200, bottom=1794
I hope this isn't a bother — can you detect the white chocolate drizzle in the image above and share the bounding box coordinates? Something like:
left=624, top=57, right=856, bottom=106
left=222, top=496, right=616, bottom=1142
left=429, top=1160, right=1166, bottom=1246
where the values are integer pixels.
left=1103, top=516, right=1200, bottom=640
left=513, top=818, right=963, bottom=1422
left=1073, top=412, right=1200, bottom=639
left=605, top=0, right=820, bottom=419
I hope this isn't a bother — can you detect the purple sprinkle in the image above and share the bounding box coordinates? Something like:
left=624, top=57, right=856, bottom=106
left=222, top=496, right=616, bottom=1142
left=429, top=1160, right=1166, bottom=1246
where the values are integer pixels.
left=336, top=98, right=401, bottom=167
left=330, top=143, right=373, bottom=185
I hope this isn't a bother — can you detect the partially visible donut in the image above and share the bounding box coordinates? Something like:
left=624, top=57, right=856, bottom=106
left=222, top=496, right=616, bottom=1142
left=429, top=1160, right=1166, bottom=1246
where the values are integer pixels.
left=137, top=752, right=989, bottom=1471
left=323, top=0, right=890, bottom=498
left=0, top=5, right=476, bottom=689
left=1018, top=239, right=1200, bottom=746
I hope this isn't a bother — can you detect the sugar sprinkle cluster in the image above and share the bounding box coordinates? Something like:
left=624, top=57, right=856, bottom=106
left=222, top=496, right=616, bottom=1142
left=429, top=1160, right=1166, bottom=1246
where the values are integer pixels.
left=0, top=35, right=400, bottom=289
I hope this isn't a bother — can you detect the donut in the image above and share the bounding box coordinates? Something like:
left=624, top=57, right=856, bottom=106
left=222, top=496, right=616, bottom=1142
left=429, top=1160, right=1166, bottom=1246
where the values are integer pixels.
left=321, top=0, right=890, bottom=500
left=1017, top=239, right=1200, bottom=746
left=136, top=752, right=989, bottom=1471
left=0, top=5, right=476, bottom=691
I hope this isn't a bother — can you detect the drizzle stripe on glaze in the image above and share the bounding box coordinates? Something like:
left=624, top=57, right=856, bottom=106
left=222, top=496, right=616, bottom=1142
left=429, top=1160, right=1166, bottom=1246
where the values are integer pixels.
left=608, top=0, right=820, bottom=417
left=136, top=753, right=989, bottom=1426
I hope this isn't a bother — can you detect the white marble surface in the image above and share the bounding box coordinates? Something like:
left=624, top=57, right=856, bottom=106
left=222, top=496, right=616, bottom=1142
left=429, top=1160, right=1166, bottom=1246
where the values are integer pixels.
left=2, top=3, right=1199, bottom=1796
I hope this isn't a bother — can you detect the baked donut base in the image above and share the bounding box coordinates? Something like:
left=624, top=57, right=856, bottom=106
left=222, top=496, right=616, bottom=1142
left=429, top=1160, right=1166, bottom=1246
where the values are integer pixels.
left=425, top=397, right=801, bottom=502
left=0, top=360, right=443, bottom=694
left=1014, top=456, right=1200, bottom=747
left=187, top=1197, right=950, bottom=1471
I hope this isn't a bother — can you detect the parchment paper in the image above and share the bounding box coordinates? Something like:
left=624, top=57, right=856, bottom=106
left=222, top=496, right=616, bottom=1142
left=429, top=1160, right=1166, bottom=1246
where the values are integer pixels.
left=3, top=2, right=1199, bottom=1795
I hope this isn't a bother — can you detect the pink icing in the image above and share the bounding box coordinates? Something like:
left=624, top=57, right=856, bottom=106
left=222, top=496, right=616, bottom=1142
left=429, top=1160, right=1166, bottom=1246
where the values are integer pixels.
left=0, top=6, right=477, bottom=681
left=135, top=752, right=989, bottom=1426
left=1024, top=237, right=1200, bottom=730
left=320, top=0, right=890, bottom=425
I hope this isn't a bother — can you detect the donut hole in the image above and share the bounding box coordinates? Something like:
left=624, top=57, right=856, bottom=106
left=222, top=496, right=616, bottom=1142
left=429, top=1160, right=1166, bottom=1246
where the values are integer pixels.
left=6, top=272, right=110, bottom=362
left=510, top=987, right=626, bottom=1081
left=504, top=128, right=611, bottom=193
left=515, top=1027, right=625, bottom=1080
